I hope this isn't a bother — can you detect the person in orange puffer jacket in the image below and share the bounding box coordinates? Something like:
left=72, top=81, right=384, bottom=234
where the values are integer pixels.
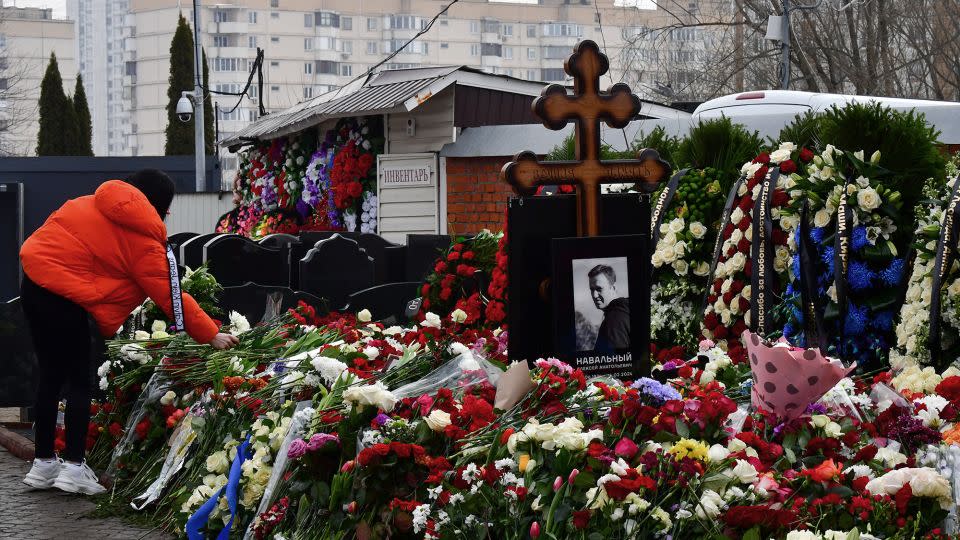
left=18, top=169, right=238, bottom=495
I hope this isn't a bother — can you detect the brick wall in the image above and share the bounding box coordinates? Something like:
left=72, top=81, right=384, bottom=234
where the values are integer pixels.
left=444, top=156, right=517, bottom=235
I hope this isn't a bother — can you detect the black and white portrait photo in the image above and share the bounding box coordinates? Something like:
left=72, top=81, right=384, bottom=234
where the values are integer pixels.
left=572, top=257, right=630, bottom=353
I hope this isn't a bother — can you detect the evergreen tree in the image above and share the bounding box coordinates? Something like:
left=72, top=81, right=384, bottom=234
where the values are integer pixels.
left=61, top=96, right=81, bottom=155
left=73, top=74, right=93, bottom=156
left=165, top=15, right=215, bottom=155
left=36, top=52, right=70, bottom=155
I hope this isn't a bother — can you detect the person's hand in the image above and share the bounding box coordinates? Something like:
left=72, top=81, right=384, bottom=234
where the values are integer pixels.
left=210, top=332, right=240, bottom=350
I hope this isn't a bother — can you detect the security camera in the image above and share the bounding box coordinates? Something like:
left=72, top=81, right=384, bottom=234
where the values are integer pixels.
left=177, top=91, right=194, bottom=123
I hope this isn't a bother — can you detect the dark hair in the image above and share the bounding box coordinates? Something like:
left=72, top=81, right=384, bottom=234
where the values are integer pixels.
left=125, top=169, right=175, bottom=219
left=588, top=264, right=617, bottom=284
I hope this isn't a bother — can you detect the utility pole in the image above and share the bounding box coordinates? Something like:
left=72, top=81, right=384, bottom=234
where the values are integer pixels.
left=779, top=0, right=825, bottom=90
left=192, top=0, right=205, bottom=191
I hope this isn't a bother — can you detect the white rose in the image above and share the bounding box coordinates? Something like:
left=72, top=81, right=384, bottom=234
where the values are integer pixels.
left=814, top=208, right=832, bottom=228
left=693, top=261, right=710, bottom=276
left=730, top=207, right=744, bottom=225
left=770, top=148, right=792, bottom=164
left=707, top=444, right=729, bottom=462
left=786, top=532, right=820, bottom=540
left=363, top=346, right=379, bottom=360
left=206, top=451, right=230, bottom=474
left=731, top=459, right=759, bottom=484
left=672, top=260, right=689, bottom=275
left=668, top=218, right=685, bottom=234
left=120, top=343, right=152, bottom=364
left=357, top=309, right=372, bottom=323
left=660, top=245, right=677, bottom=263
left=857, top=186, right=881, bottom=211
left=424, top=409, right=452, bottom=432
left=134, top=330, right=151, bottom=341
left=651, top=251, right=664, bottom=267
left=160, top=390, right=177, bottom=406
left=450, top=309, right=468, bottom=324
left=420, top=312, right=442, bottom=329
left=695, top=489, right=724, bottom=519
left=151, top=330, right=170, bottom=339
left=342, top=381, right=398, bottom=411
left=689, top=221, right=707, bottom=239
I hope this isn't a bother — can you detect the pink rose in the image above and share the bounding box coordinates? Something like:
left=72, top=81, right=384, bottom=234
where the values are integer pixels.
left=287, top=438, right=308, bottom=459
left=614, top=437, right=639, bottom=460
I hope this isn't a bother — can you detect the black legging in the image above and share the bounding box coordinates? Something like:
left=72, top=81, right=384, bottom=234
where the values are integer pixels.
left=20, top=275, right=100, bottom=463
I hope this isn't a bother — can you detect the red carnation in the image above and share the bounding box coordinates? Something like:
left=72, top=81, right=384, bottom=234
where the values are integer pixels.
left=936, top=376, right=960, bottom=402
left=778, top=159, right=797, bottom=175
left=799, top=148, right=814, bottom=162
left=753, top=152, right=771, bottom=164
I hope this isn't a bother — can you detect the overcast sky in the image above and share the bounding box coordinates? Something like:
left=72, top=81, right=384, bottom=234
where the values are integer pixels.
left=5, top=0, right=67, bottom=18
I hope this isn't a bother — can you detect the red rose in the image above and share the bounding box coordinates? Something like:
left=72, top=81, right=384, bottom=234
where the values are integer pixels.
left=571, top=510, right=591, bottom=529
left=134, top=418, right=151, bottom=441
left=613, top=437, right=639, bottom=460
left=779, top=159, right=797, bottom=175
left=753, top=152, right=771, bottom=164
left=936, top=376, right=960, bottom=402
left=434, top=261, right=447, bottom=273
left=799, top=148, right=814, bottom=162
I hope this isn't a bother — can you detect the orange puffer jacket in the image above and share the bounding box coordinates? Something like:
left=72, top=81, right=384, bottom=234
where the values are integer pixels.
left=20, top=180, right=219, bottom=344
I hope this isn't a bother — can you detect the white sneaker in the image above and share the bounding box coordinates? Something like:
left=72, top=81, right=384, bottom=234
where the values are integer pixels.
left=23, top=457, right=62, bottom=489
left=53, top=460, right=107, bottom=495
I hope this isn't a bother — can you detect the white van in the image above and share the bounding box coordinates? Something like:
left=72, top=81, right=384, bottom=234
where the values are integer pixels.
left=692, top=90, right=960, bottom=147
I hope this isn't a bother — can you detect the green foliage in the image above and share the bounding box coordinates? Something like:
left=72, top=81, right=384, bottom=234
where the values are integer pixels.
left=777, top=111, right=822, bottom=151
left=73, top=74, right=93, bottom=156
left=631, top=126, right=681, bottom=168
left=676, top=116, right=763, bottom=173
left=36, top=52, right=80, bottom=156
left=165, top=15, right=214, bottom=155
left=818, top=102, right=946, bottom=204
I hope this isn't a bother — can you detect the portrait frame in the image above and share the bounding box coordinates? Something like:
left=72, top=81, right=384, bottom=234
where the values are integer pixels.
left=551, top=234, right=650, bottom=379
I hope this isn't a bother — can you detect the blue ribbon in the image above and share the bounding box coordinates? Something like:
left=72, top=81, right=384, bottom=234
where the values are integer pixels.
left=186, top=434, right=252, bottom=539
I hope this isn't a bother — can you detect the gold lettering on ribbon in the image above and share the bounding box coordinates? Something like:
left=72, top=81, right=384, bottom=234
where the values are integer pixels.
left=756, top=178, right=770, bottom=333
left=939, top=187, right=960, bottom=283
left=837, top=190, right=850, bottom=275
left=651, top=188, right=671, bottom=232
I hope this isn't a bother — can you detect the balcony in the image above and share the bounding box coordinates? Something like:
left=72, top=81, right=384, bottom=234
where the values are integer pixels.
left=211, top=46, right=250, bottom=59
left=481, top=32, right=501, bottom=44
left=207, top=21, right=248, bottom=34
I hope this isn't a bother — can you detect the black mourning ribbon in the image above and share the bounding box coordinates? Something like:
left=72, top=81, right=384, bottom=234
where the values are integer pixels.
left=929, top=179, right=960, bottom=369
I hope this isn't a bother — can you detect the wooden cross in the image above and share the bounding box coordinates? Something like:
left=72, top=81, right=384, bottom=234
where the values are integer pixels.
left=500, top=40, right=671, bottom=237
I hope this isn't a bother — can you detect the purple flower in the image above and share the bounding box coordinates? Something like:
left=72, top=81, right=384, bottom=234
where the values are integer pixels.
left=306, top=433, right=339, bottom=452
left=374, top=413, right=389, bottom=426
left=287, top=438, right=308, bottom=459
left=632, top=377, right=681, bottom=405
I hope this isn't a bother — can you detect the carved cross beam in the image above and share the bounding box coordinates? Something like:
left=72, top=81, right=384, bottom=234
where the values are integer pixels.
left=500, top=40, right=670, bottom=236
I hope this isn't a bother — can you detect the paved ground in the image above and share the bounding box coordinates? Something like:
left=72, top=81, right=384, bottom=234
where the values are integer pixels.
left=0, top=448, right=172, bottom=540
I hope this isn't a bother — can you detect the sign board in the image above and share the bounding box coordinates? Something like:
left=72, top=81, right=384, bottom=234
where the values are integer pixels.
left=376, top=153, right=440, bottom=244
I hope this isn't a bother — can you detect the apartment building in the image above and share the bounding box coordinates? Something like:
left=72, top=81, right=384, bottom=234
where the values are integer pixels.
left=69, top=0, right=715, bottom=159
left=0, top=6, right=76, bottom=156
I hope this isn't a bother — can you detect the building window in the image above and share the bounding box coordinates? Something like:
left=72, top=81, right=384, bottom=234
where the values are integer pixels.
left=248, top=11, right=257, bottom=24
left=341, top=40, right=353, bottom=54
left=341, top=64, right=352, bottom=76
left=304, top=87, right=313, bottom=99
left=543, top=45, right=568, bottom=59
left=440, top=42, right=449, bottom=49
left=304, top=13, right=313, bottom=27
left=270, top=61, right=279, bottom=67
left=317, top=36, right=336, bottom=50
left=504, top=46, right=513, bottom=59
left=304, top=38, right=313, bottom=50
left=469, top=21, right=479, bottom=33
left=503, top=24, right=513, bottom=36
left=316, top=60, right=339, bottom=74
left=342, top=17, right=352, bottom=30
left=317, top=12, right=340, bottom=27
left=527, top=69, right=537, bottom=80
left=366, top=41, right=378, bottom=54
left=270, top=0, right=279, bottom=6
left=213, top=9, right=228, bottom=23
left=388, top=15, right=423, bottom=30
left=248, top=35, right=257, bottom=48
left=542, top=68, right=565, bottom=81
left=214, top=57, right=250, bottom=71
left=124, top=61, right=136, bottom=75
left=527, top=47, right=535, bottom=60
left=304, top=62, right=313, bottom=74
left=470, top=44, right=480, bottom=56
left=271, top=85, right=280, bottom=91
left=271, top=36, right=280, bottom=43
left=367, top=17, right=377, bottom=30
left=542, top=23, right=582, bottom=37
left=526, top=25, right=536, bottom=37
left=385, top=39, right=427, bottom=54
left=482, top=20, right=500, bottom=33
left=271, top=12, right=279, bottom=19
left=213, top=35, right=229, bottom=47
left=481, top=43, right=501, bottom=56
